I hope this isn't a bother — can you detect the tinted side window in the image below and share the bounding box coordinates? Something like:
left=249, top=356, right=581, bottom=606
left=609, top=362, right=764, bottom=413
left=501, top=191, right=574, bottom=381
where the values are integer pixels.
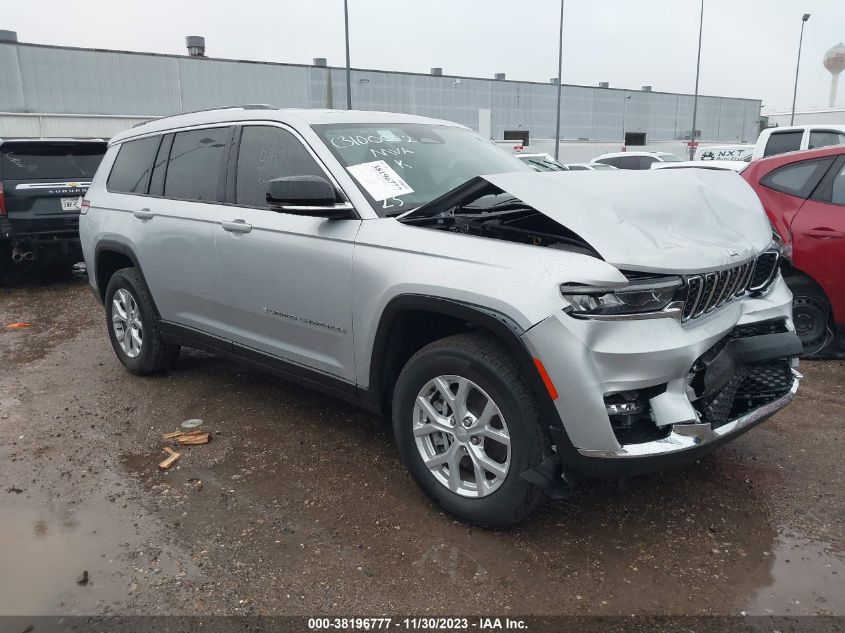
left=808, top=130, right=845, bottom=150
left=235, top=126, right=327, bottom=207
left=618, top=156, right=643, bottom=169
left=763, top=131, right=803, bottom=157
left=164, top=127, right=232, bottom=202
left=107, top=136, right=161, bottom=194
left=639, top=156, right=657, bottom=169
left=761, top=158, right=834, bottom=198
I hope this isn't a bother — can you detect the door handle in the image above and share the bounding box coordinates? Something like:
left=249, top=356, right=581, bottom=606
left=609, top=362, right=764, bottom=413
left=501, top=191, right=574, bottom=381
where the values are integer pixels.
left=133, top=208, right=154, bottom=220
left=221, top=219, right=252, bottom=233
left=803, top=227, right=845, bottom=239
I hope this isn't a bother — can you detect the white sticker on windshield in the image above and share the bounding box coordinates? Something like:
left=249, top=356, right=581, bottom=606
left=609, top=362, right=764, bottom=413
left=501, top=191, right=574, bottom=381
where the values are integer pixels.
left=346, top=160, right=414, bottom=201
left=377, top=129, right=403, bottom=142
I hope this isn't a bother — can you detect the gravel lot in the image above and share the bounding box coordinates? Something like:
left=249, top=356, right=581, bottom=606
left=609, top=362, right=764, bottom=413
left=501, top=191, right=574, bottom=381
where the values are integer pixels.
left=1, top=274, right=843, bottom=617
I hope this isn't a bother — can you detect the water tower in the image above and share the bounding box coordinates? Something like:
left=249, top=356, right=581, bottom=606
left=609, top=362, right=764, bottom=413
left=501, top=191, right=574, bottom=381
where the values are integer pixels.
left=824, top=43, right=845, bottom=107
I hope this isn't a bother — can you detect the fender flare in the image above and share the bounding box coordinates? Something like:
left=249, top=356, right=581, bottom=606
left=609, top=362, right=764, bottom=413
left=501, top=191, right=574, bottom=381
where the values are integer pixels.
left=93, top=239, right=158, bottom=315
left=367, top=293, right=572, bottom=440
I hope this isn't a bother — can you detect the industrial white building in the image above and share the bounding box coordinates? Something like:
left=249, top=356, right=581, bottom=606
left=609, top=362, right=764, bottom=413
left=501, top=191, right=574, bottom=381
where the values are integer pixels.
left=0, top=33, right=763, bottom=146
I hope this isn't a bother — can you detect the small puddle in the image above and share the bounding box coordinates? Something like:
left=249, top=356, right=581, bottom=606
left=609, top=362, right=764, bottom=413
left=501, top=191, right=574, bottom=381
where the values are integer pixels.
left=745, top=530, right=845, bottom=615
left=0, top=503, right=134, bottom=615
left=0, top=493, right=176, bottom=615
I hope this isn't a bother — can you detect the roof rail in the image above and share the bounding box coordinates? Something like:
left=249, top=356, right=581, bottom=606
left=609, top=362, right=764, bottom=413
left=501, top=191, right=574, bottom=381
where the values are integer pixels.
left=130, top=104, right=278, bottom=129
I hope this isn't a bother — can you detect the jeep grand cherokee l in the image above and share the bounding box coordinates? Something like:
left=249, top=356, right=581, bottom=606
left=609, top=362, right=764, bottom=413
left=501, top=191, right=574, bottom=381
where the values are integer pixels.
left=80, top=106, right=802, bottom=527
left=1, top=138, right=106, bottom=271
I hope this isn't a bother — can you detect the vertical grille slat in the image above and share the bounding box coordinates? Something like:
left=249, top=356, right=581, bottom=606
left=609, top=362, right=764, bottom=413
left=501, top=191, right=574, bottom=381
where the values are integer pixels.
left=683, top=276, right=704, bottom=320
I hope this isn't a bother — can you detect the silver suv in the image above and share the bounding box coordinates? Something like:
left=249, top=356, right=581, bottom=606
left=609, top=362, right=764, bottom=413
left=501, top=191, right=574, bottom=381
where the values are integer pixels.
left=80, top=106, right=802, bottom=527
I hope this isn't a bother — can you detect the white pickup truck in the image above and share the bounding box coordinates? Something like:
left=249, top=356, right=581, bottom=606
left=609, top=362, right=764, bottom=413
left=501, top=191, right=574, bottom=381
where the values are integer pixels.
left=695, top=124, right=845, bottom=162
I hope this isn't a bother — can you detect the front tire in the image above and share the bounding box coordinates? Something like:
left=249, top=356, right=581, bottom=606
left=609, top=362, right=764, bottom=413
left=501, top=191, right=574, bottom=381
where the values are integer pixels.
left=105, top=267, right=180, bottom=374
left=392, top=333, right=550, bottom=528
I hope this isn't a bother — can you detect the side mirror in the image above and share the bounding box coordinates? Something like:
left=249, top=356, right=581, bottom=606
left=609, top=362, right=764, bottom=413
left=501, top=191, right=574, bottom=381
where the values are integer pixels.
left=266, top=176, right=352, bottom=219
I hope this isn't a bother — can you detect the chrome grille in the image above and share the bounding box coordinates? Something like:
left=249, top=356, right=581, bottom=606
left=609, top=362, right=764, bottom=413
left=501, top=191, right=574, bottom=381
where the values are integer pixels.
left=749, top=251, right=779, bottom=290
left=682, top=251, right=779, bottom=322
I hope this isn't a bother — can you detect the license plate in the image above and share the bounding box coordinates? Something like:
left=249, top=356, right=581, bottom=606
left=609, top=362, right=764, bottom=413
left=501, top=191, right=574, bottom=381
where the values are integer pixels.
left=61, top=197, right=81, bottom=211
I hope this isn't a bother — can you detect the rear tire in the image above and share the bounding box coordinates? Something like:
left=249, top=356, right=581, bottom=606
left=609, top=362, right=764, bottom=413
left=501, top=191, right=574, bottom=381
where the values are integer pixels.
left=785, top=275, right=834, bottom=357
left=392, top=333, right=550, bottom=528
left=105, top=267, right=180, bottom=374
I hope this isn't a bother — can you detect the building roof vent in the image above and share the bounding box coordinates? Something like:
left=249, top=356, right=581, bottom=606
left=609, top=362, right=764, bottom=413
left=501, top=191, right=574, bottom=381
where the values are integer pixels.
left=598, top=81, right=609, bottom=89
left=313, top=57, right=327, bottom=67
left=185, top=36, right=206, bottom=57
left=642, top=85, right=652, bottom=92
left=494, top=72, right=506, bottom=80
left=430, top=67, right=443, bottom=76
left=0, top=30, right=18, bottom=43
left=550, top=77, right=559, bottom=84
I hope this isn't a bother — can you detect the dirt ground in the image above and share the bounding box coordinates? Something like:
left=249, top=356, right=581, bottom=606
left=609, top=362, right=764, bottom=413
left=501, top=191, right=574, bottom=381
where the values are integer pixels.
left=0, top=273, right=843, bottom=618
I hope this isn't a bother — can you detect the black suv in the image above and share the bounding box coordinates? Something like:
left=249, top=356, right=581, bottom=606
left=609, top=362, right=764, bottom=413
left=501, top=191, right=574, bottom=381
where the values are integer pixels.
left=0, top=138, right=107, bottom=272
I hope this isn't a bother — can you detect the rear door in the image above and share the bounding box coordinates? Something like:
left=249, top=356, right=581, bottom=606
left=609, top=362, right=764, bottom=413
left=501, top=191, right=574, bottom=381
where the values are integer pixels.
left=214, top=123, right=360, bottom=381
left=110, top=127, right=232, bottom=337
left=790, top=155, right=845, bottom=325
left=755, top=156, right=835, bottom=242
left=1, top=141, right=106, bottom=236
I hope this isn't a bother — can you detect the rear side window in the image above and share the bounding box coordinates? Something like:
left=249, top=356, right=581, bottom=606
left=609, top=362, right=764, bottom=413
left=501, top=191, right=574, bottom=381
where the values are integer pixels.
left=808, top=130, right=845, bottom=150
left=235, top=125, right=327, bottom=207
left=761, top=158, right=834, bottom=198
left=1, top=142, right=106, bottom=180
left=107, top=136, right=161, bottom=194
left=164, top=127, right=232, bottom=202
left=617, top=156, right=647, bottom=169
left=763, top=131, right=803, bottom=157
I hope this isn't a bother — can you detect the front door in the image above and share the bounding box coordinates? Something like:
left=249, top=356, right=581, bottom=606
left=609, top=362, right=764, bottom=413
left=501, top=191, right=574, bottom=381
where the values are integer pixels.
left=214, top=124, right=361, bottom=382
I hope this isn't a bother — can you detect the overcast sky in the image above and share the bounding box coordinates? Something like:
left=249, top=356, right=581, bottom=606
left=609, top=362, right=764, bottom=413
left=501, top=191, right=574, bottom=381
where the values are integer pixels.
left=4, top=0, right=844, bottom=112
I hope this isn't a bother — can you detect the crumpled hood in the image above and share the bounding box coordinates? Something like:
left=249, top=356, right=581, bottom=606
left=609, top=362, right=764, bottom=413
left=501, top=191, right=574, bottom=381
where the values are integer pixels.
left=480, top=169, right=772, bottom=274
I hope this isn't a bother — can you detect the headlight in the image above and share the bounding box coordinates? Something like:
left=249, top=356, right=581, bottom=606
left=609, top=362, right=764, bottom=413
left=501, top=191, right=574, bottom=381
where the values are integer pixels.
left=561, top=277, right=684, bottom=319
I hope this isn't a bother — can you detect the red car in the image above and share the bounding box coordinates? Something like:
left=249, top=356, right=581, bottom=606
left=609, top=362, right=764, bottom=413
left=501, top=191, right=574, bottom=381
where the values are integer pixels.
left=742, top=145, right=845, bottom=356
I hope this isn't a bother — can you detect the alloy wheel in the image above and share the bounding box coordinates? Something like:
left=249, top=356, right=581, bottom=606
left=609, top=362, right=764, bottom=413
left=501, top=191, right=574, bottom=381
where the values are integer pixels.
left=112, top=288, right=143, bottom=359
left=412, top=375, right=511, bottom=498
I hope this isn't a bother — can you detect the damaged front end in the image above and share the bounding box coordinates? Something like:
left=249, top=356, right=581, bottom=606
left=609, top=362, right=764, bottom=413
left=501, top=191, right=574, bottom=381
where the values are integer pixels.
left=400, top=170, right=802, bottom=480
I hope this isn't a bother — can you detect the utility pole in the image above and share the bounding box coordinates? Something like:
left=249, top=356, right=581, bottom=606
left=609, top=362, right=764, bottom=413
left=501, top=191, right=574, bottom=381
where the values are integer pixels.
left=791, top=14, right=811, bottom=125
left=553, top=0, right=565, bottom=160
left=344, top=0, right=352, bottom=110
left=689, top=0, right=704, bottom=160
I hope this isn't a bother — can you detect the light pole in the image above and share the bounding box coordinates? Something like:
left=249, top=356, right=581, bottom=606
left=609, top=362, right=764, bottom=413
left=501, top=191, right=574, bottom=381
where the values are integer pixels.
left=790, top=13, right=811, bottom=125
left=553, top=0, right=565, bottom=160
left=344, top=0, right=352, bottom=110
left=689, top=0, right=704, bottom=160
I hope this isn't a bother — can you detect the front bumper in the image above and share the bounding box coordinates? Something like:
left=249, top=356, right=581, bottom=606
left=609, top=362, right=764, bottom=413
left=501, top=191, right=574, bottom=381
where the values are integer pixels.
left=578, top=371, right=799, bottom=458
left=521, top=274, right=799, bottom=475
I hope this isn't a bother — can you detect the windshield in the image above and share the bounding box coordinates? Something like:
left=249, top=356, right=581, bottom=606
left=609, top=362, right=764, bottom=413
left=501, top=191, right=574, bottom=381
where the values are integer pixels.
left=658, top=154, right=684, bottom=162
left=312, top=123, right=531, bottom=215
left=0, top=142, right=106, bottom=180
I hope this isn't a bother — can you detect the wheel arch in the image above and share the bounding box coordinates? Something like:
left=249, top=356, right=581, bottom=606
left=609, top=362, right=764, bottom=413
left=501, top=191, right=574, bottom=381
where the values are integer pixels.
left=366, top=295, right=562, bottom=425
left=93, top=240, right=158, bottom=316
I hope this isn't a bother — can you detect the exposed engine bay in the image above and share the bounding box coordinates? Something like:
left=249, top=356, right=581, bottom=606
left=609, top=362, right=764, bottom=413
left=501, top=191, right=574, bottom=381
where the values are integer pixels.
left=397, top=178, right=600, bottom=258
